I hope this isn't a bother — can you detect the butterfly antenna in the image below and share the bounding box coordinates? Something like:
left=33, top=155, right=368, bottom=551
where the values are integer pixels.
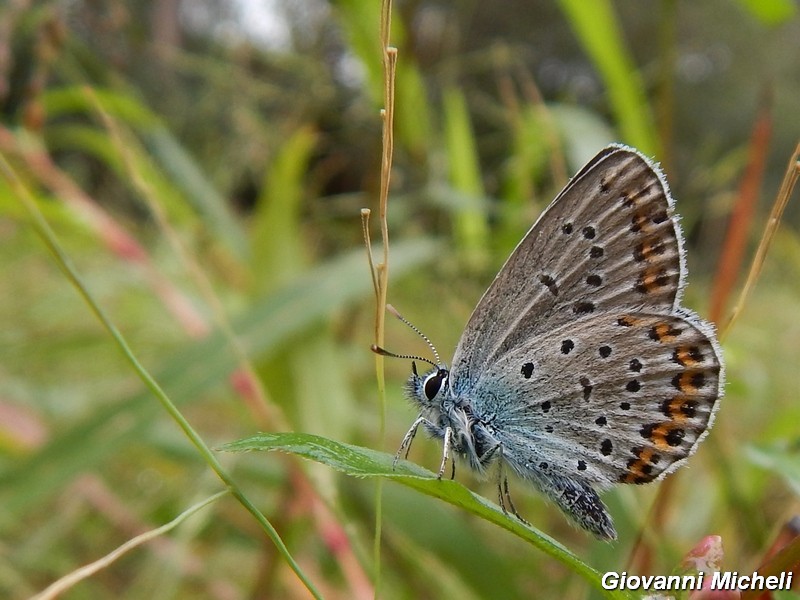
left=371, top=304, right=442, bottom=367
left=370, top=344, right=438, bottom=369
left=386, top=304, right=443, bottom=365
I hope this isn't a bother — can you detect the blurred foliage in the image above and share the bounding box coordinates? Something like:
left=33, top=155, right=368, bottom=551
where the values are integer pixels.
left=1, top=0, right=799, bottom=598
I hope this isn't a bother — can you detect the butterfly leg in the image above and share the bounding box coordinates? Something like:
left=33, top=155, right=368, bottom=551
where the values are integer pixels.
left=499, top=477, right=529, bottom=525
left=437, top=427, right=454, bottom=479
left=491, top=445, right=529, bottom=525
left=394, top=415, right=429, bottom=469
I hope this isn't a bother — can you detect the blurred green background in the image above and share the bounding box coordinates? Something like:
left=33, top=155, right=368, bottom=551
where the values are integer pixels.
left=1, top=0, right=799, bottom=598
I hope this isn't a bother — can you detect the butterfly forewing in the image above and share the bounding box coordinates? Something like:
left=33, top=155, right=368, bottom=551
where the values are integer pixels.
left=451, top=147, right=685, bottom=393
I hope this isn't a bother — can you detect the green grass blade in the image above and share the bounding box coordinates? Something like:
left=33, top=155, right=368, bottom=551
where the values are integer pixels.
left=32, top=491, right=229, bottom=600
left=40, top=86, right=248, bottom=259
left=143, top=128, right=248, bottom=260
left=0, top=239, right=439, bottom=517
left=251, top=126, right=317, bottom=289
left=737, top=0, right=797, bottom=24
left=1, top=156, right=323, bottom=599
left=223, top=432, right=633, bottom=600
left=556, top=0, right=658, bottom=154
left=443, top=88, right=489, bottom=269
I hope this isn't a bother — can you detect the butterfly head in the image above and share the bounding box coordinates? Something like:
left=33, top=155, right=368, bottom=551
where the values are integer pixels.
left=372, top=304, right=451, bottom=409
left=406, top=362, right=450, bottom=409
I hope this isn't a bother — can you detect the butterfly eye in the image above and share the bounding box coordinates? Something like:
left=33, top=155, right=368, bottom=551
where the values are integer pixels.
left=423, top=369, right=448, bottom=400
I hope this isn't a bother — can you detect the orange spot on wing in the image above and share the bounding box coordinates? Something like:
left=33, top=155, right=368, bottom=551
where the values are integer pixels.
left=650, top=322, right=682, bottom=343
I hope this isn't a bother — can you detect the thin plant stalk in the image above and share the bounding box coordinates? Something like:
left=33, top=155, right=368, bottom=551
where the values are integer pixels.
left=364, top=0, right=397, bottom=596
left=32, top=491, right=228, bottom=600
left=722, top=141, right=800, bottom=337
left=0, top=155, right=324, bottom=600
left=90, top=87, right=372, bottom=595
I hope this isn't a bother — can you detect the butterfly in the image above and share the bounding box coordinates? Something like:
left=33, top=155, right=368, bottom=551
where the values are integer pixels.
left=376, top=145, right=724, bottom=539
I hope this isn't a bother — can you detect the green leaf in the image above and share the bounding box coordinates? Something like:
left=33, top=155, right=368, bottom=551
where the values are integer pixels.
left=223, top=431, right=630, bottom=600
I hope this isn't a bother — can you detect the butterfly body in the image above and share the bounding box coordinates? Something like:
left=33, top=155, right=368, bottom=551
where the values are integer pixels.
left=398, top=145, right=724, bottom=540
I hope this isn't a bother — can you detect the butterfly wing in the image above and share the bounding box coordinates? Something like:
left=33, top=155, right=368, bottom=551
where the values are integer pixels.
left=450, top=145, right=687, bottom=393
left=445, top=145, right=723, bottom=538
left=470, top=310, right=722, bottom=486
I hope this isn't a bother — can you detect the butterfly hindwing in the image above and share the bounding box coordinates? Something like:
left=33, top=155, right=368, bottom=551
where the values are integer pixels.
left=464, top=311, right=722, bottom=487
